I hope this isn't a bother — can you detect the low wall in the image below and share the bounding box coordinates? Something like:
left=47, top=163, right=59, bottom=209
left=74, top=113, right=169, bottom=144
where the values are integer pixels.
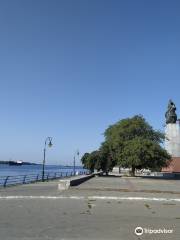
left=70, top=174, right=94, bottom=186
left=142, top=172, right=180, bottom=180
left=58, top=174, right=95, bottom=190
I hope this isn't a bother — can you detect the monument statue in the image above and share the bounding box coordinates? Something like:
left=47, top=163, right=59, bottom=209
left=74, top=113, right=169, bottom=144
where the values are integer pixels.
left=164, top=100, right=180, bottom=173
left=165, top=99, right=177, bottom=124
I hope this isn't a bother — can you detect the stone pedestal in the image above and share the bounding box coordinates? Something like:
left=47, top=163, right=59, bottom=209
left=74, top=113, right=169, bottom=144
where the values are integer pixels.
left=162, top=123, right=180, bottom=172
left=165, top=123, right=180, bottom=157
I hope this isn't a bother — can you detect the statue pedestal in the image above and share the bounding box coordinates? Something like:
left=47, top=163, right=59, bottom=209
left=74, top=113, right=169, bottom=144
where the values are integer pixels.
left=165, top=123, right=180, bottom=157
left=162, top=123, right=180, bottom=172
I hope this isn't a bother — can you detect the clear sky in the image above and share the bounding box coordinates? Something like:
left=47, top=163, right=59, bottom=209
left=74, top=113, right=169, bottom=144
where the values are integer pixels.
left=0, top=0, right=180, bottom=165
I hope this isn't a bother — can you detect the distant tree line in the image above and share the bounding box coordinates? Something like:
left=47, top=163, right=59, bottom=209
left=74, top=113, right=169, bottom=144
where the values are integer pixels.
left=81, top=115, right=171, bottom=176
left=0, top=161, right=10, bottom=164
left=0, top=161, right=37, bottom=165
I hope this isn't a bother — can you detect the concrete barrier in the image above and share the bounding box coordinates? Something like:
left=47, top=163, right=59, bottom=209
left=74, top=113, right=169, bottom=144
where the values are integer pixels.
left=58, top=174, right=94, bottom=190
left=58, top=180, right=70, bottom=190
left=141, top=172, right=180, bottom=180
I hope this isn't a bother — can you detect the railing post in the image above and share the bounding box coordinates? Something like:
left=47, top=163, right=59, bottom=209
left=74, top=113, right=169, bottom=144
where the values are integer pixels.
left=23, top=175, right=26, bottom=184
left=4, top=176, right=9, bottom=187
left=47, top=173, right=49, bottom=181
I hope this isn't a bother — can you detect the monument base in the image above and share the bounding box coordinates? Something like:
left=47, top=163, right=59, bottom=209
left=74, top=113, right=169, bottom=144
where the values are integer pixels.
left=162, top=157, right=180, bottom=173
left=162, top=123, right=180, bottom=173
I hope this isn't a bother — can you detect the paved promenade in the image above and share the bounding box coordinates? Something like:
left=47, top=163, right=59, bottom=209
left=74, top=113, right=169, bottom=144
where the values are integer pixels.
left=0, top=175, right=180, bottom=240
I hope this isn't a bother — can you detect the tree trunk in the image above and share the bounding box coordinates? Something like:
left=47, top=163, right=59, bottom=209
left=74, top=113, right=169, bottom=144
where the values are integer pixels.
left=131, top=166, right=136, bottom=176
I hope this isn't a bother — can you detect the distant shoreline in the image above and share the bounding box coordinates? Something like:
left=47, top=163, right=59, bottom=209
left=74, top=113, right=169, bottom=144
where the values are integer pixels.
left=0, top=162, right=83, bottom=168
left=0, top=161, right=37, bottom=165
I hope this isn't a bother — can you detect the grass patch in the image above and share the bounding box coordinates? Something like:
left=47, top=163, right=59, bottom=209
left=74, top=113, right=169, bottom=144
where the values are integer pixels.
left=80, top=210, right=91, bottom=215
left=145, top=203, right=151, bottom=209
left=88, top=204, right=92, bottom=209
left=86, top=209, right=91, bottom=215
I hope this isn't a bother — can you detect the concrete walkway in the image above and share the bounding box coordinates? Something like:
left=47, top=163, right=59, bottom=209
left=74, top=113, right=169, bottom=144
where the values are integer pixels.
left=0, top=176, right=180, bottom=240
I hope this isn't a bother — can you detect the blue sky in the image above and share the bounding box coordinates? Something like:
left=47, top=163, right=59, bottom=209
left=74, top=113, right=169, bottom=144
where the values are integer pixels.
left=0, top=0, right=180, bottom=165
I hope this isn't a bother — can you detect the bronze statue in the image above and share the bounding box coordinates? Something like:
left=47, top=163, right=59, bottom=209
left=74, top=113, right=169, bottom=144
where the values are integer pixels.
left=165, top=99, right=177, bottom=124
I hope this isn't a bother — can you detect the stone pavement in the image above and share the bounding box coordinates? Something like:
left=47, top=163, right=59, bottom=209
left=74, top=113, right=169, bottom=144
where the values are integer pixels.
left=0, top=176, right=180, bottom=240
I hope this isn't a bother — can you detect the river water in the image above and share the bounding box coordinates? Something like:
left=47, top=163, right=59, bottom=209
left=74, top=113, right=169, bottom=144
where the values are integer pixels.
left=0, top=164, right=85, bottom=177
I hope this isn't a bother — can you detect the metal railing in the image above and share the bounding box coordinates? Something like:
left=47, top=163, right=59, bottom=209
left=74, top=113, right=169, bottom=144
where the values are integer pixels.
left=0, top=170, right=89, bottom=187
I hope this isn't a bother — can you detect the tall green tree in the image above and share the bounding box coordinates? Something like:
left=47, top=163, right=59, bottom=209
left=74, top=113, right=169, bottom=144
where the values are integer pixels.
left=98, top=143, right=116, bottom=174
left=81, top=151, right=101, bottom=173
left=81, top=146, right=115, bottom=174
left=81, top=153, right=90, bottom=167
left=104, top=115, right=171, bottom=176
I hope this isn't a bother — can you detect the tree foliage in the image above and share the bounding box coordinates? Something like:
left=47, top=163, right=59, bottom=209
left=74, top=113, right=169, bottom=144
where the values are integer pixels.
left=81, top=151, right=101, bottom=173
left=104, top=115, right=171, bottom=175
left=81, top=146, right=115, bottom=174
left=81, top=115, right=171, bottom=176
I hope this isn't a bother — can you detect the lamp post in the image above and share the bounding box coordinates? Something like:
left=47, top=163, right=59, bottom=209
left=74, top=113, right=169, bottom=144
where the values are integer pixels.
left=42, top=137, right=53, bottom=182
left=77, top=149, right=80, bottom=165
left=73, top=155, right=76, bottom=175
left=73, top=149, right=80, bottom=175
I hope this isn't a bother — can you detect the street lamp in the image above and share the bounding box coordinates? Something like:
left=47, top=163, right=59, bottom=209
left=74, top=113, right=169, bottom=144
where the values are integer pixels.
left=73, top=155, right=76, bottom=176
left=42, top=137, right=53, bottom=182
left=73, top=149, right=80, bottom=175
